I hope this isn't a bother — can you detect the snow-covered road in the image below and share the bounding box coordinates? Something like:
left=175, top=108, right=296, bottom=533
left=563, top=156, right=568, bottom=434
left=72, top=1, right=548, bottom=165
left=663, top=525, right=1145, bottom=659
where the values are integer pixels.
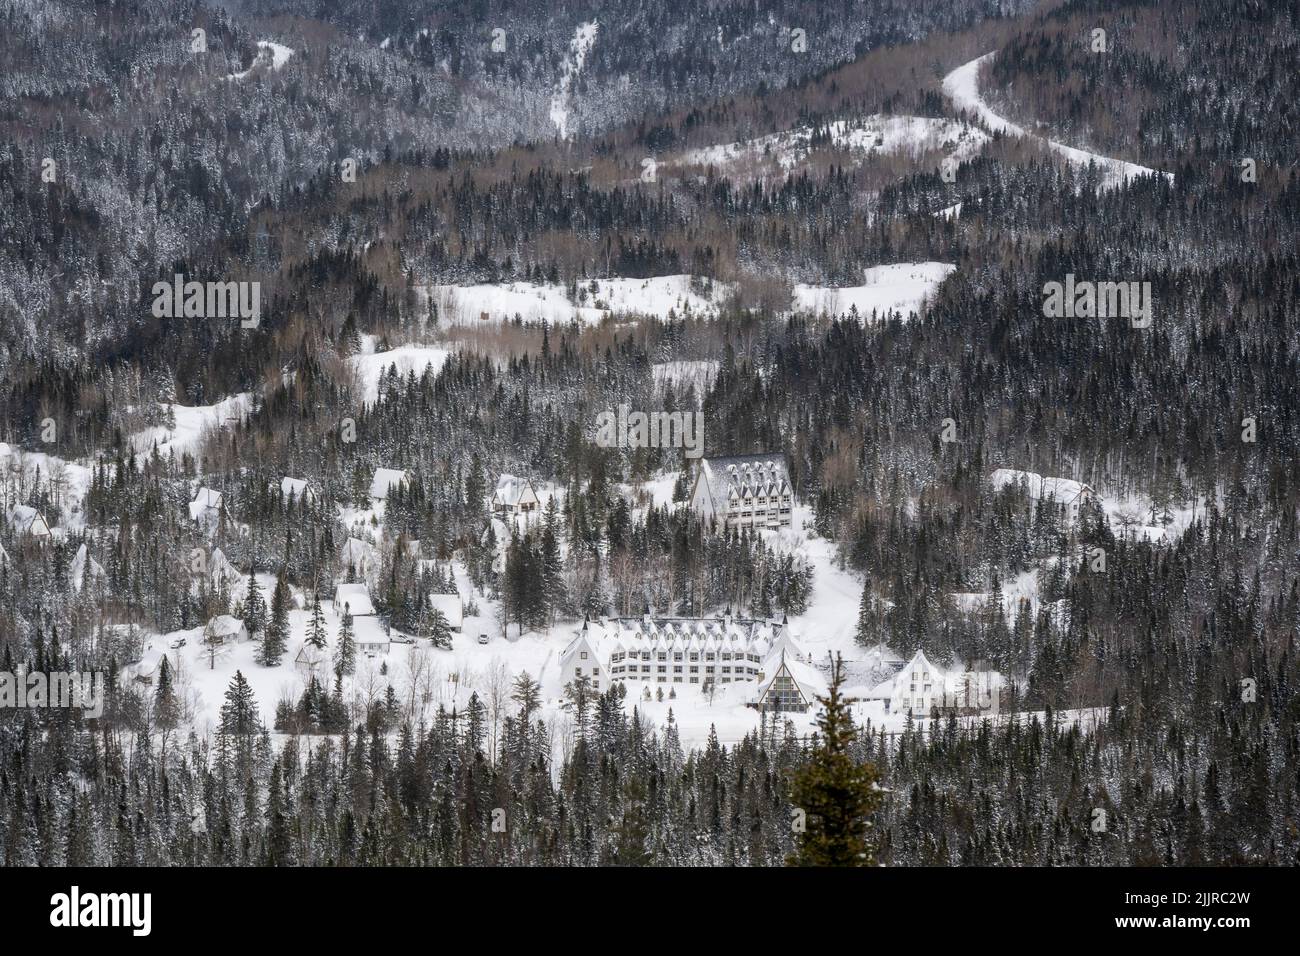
left=942, top=52, right=1172, bottom=191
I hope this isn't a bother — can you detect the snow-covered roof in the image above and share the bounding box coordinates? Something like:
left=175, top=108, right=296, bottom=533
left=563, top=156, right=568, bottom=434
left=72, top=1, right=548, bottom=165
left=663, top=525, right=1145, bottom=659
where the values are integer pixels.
left=295, top=643, right=326, bottom=665
left=562, top=614, right=796, bottom=668
left=70, top=543, right=105, bottom=592
left=370, top=467, right=408, bottom=500
left=205, top=614, right=245, bottom=637
left=189, top=487, right=223, bottom=522
left=8, top=504, right=51, bottom=536
left=428, top=592, right=463, bottom=628
left=492, top=474, right=537, bottom=507
left=334, top=582, right=375, bottom=616
left=694, top=453, right=792, bottom=516
left=990, top=469, right=1094, bottom=504
left=280, top=477, right=316, bottom=500
left=352, top=615, right=389, bottom=646
left=755, top=651, right=829, bottom=705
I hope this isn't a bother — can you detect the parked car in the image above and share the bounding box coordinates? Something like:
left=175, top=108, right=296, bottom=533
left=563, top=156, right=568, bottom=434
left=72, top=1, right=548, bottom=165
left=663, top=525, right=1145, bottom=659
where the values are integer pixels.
left=477, top=633, right=489, bottom=645
left=168, top=636, right=187, bottom=650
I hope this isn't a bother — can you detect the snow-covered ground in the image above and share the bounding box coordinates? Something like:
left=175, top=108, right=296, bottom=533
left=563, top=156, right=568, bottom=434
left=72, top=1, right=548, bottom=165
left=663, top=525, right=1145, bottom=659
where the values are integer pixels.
left=791, top=262, right=955, bottom=321
left=651, top=360, right=719, bottom=395
left=550, top=21, right=598, bottom=139
left=678, top=115, right=988, bottom=174
left=942, top=53, right=1172, bottom=191
left=227, top=41, right=295, bottom=81
left=427, top=275, right=733, bottom=325
left=129, top=393, right=253, bottom=459
left=349, top=342, right=452, bottom=407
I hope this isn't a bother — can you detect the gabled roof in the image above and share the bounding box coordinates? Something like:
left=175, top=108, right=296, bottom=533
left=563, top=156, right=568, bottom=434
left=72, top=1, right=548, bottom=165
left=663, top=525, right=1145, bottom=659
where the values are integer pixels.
left=694, top=453, right=792, bottom=516
left=280, top=477, right=316, bottom=500
left=428, top=592, right=463, bottom=627
left=334, top=582, right=375, bottom=616
left=205, top=614, right=245, bottom=637
left=493, top=474, right=537, bottom=507
left=755, top=651, right=828, bottom=705
left=990, top=469, right=1094, bottom=505
left=9, top=504, right=51, bottom=536
left=369, top=468, right=408, bottom=500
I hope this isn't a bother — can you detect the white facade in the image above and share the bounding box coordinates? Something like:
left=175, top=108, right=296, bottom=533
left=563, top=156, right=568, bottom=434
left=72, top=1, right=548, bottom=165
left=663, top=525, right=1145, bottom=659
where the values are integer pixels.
left=990, top=468, right=1096, bottom=523
left=204, top=615, right=248, bottom=645
left=492, top=474, right=540, bottom=516
left=9, top=504, right=52, bottom=539
left=877, top=649, right=1001, bottom=717
left=690, top=454, right=795, bottom=531
left=560, top=614, right=797, bottom=692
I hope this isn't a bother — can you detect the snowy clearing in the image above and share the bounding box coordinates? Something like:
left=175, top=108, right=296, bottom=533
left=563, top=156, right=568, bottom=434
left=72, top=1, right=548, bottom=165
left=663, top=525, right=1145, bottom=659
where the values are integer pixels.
left=791, top=262, right=956, bottom=321
left=677, top=115, right=988, bottom=174
left=226, top=41, right=295, bottom=81
left=427, top=275, right=732, bottom=325
left=550, top=22, right=598, bottom=140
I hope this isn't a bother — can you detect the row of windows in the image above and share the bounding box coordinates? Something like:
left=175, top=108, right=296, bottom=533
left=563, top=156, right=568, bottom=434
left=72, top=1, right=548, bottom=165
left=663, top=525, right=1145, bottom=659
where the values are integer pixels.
left=610, top=651, right=760, bottom=663
left=611, top=664, right=757, bottom=677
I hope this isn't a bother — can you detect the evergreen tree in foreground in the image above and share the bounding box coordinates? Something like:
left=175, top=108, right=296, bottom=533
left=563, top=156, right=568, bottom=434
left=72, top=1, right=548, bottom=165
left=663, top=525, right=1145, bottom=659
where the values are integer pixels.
left=787, top=654, right=881, bottom=867
left=261, top=569, right=289, bottom=666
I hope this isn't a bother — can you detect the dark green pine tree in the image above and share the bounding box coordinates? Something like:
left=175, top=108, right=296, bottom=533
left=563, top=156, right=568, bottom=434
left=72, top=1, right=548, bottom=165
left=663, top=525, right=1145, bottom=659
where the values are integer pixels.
left=335, top=608, right=356, bottom=677
left=306, top=588, right=328, bottom=649
left=787, top=654, right=882, bottom=866
left=855, top=574, right=873, bottom=645
left=220, top=671, right=260, bottom=739
left=264, top=760, right=291, bottom=866
left=153, top=655, right=181, bottom=752
left=243, top=565, right=267, bottom=643
left=261, top=569, right=290, bottom=666
left=427, top=606, right=453, bottom=649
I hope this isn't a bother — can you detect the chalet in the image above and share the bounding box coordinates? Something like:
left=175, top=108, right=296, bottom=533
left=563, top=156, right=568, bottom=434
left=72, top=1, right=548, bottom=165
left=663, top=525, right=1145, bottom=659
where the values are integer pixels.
left=70, top=543, right=106, bottom=593
left=560, top=612, right=797, bottom=692
left=333, top=582, right=375, bottom=616
left=753, top=651, right=829, bottom=713
left=492, top=474, right=540, bottom=516
left=189, top=487, right=225, bottom=525
left=8, top=504, right=52, bottom=539
left=989, top=469, right=1097, bottom=524
left=279, top=476, right=319, bottom=505
left=334, top=582, right=386, bottom=657
left=369, top=467, right=408, bottom=501
left=352, top=616, right=390, bottom=658
left=428, top=592, right=464, bottom=632
left=339, top=537, right=379, bottom=580
left=132, top=644, right=170, bottom=685
left=295, top=643, right=326, bottom=674
left=203, top=615, right=247, bottom=645
left=874, top=649, right=1001, bottom=717
left=689, top=454, right=795, bottom=531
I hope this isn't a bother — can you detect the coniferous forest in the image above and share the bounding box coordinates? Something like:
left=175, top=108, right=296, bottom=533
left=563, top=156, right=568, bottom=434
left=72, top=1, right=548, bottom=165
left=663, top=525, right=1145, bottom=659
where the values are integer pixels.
left=0, top=0, right=1298, bottom=889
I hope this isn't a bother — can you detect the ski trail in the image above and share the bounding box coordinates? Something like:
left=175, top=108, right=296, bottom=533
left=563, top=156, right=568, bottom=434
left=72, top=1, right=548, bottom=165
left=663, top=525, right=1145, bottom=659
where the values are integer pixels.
left=942, top=52, right=1172, bottom=191
left=550, top=22, right=599, bottom=140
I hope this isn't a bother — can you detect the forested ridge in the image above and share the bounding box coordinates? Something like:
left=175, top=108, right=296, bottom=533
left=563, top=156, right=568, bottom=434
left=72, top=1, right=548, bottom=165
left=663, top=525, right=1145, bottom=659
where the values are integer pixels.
left=1, top=0, right=1298, bottom=867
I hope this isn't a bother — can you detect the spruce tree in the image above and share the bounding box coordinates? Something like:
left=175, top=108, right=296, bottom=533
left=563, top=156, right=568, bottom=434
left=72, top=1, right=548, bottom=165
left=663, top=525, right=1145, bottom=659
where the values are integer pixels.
left=261, top=569, right=289, bottom=666
left=335, top=608, right=356, bottom=677
left=787, top=654, right=881, bottom=867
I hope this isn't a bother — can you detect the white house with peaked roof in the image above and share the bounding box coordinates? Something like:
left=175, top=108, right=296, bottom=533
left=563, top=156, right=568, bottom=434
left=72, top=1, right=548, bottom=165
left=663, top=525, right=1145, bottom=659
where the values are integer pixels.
left=428, top=592, right=464, bottom=631
left=70, top=543, right=106, bottom=593
left=189, top=487, right=225, bottom=525
left=8, top=504, right=52, bottom=539
left=875, top=649, right=1001, bottom=717
left=203, top=614, right=247, bottom=646
left=492, top=474, right=540, bottom=516
left=990, top=469, right=1097, bottom=524
left=339, top=536, right=379, bottom=580
left=753, top=651, right=829, bottom=713
left=690, top=453, right=795, bottom=531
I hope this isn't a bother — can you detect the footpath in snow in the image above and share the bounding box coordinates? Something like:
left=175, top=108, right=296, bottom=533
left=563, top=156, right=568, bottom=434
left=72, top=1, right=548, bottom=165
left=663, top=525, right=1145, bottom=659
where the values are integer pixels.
left=942, top=52, right=1171, bottom=191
